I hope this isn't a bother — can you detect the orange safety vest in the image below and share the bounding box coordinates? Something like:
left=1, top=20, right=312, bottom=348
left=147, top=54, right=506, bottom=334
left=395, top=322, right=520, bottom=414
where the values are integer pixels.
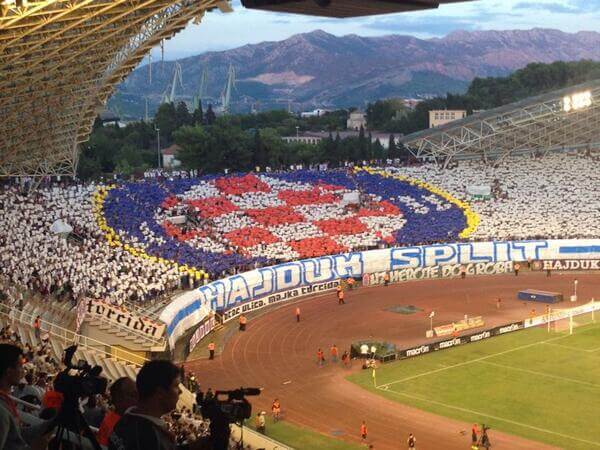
left=33, top=319, right=41, bottom=329
left=295, top=307, right=300, bottom=316
left=338, top=290, right=344, bottom=299
left=330, top=346, right=338, bottom=356
left=336, top=285, right=342, bottom=292
left=347, top=278, right=355, bottom=285
left=239, top=316, right=247, bottom=325
left=360, top=424, right=367, bottom=435
left=208, top=342, right=215, bottom=351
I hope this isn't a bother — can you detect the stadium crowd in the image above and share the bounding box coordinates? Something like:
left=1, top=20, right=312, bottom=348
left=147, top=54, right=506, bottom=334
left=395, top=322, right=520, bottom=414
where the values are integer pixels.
left=0, top=333, right=216, bottom=450
left=0, top=152, right=598, bottom=310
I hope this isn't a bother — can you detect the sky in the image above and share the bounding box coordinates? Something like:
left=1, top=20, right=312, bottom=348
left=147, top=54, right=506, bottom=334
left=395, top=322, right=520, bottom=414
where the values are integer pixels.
left=149, top=0, right=600, bottom=60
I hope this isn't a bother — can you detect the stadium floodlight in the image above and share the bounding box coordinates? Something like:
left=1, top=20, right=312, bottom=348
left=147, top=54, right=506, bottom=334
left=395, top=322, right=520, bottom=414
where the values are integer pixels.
left=563, top=91, right=592, bottom=112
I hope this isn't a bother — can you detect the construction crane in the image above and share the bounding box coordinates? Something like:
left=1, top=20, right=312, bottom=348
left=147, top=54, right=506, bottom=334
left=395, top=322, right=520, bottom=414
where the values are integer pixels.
left=161, top=62, right=183, bottom=104
left=220, top=63, right=236, bottom=114
left=193, top=66, right=209, bottom=110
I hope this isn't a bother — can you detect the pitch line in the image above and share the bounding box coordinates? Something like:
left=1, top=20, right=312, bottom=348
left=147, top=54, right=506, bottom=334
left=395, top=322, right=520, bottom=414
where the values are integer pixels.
left=376, top=387, right=600, bottom=447
left=542, top=341, right=600, bottom=353
left=378, top=334, right=570, bottom=389
left=477, top=360, right=600, bottom=389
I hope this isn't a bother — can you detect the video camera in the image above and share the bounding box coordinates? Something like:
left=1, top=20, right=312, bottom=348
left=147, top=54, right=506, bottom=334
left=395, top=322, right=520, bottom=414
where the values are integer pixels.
left=55, top=345, right=108, bottom=398
left=200, top=387, right=261, bottom=450
left=207, top=387, right=261, bottom=423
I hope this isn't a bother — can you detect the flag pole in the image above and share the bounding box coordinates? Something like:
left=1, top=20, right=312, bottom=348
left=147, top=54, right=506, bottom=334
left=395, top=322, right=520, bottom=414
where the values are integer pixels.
left=372, top=368, right=377, bottom=388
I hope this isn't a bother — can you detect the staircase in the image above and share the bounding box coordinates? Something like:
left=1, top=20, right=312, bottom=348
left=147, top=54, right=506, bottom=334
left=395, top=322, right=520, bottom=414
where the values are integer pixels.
left=0, top=301, right=196, bottom=411
left=0, top=301, right=141, bottom=382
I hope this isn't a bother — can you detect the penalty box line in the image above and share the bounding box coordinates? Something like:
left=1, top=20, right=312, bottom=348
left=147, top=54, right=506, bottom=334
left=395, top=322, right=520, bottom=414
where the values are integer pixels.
left=376, top=387, right=600, bottom=447
left=378, top=334, right=572, bottom=389
left=477, top=360, right=600, bottom=389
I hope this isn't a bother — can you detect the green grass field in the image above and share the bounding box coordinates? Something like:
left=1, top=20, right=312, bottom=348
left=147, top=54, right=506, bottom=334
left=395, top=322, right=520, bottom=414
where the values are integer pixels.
left=246, top=415, right=365, bottom=450
left=348, top=314, right=600, bottom=450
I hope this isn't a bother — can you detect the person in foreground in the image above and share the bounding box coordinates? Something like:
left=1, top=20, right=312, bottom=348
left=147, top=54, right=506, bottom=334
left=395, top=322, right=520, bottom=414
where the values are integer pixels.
left=109, top=360, right=208, bottom=450
left=0, top=344, right=51, bottom=450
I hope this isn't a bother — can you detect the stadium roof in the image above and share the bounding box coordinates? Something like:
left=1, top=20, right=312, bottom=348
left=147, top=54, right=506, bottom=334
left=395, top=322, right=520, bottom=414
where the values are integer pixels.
left=0, top=0, right=232, bottom=178
left=401, top=79, right=600, bottom=166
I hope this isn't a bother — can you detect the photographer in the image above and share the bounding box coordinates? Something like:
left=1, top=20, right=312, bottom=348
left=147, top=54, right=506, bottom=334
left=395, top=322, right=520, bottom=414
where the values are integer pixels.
left=0, top=343, right=50, bottom=450
left=108, top=360, right=208, bottom=450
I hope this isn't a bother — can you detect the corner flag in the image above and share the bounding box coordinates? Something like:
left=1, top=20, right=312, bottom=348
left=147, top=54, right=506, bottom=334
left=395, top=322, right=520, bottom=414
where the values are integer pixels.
left=372, top=368, right=376, bottom=387
left=429, top=311, right=435, bottom=318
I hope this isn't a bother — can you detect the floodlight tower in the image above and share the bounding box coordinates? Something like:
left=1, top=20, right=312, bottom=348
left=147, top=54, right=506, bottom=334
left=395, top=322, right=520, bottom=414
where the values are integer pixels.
left=162, top=62, right=183, bottom=104
left=221, top=63, right=236, bottom=114
left=193, top=66, right=209, bottom=110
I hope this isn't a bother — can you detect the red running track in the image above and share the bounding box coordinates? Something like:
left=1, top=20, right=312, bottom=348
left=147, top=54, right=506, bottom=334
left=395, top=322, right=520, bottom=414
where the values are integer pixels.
left=187, top=271, right=600, bottom=449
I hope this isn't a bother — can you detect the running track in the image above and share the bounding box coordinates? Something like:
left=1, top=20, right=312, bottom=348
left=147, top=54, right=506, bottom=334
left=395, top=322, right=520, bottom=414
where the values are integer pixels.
left=187, top=272, right=600, bottom=449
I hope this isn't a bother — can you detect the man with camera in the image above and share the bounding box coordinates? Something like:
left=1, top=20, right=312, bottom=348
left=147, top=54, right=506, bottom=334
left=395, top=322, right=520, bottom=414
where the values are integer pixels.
left=0, top=343, right=51, bottom=450
left=109, top=360, right=209, bottom=450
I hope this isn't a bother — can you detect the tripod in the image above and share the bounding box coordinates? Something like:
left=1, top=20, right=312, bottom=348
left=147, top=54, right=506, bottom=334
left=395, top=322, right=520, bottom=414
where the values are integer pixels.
left=48, top=392, right=102, bottom=450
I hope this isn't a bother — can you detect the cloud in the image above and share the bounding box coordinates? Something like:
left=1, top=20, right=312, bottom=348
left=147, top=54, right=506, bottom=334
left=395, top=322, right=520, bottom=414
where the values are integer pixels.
left=513, top=0, right=600, bottom=14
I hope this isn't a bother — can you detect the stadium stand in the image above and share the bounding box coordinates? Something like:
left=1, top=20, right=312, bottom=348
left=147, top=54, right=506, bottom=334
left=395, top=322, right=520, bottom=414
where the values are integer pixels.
left=1, top=152, right=599, bottom=299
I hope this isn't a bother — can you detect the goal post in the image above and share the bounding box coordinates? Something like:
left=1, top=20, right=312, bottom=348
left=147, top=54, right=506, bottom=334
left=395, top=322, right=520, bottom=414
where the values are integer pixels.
left=542, top=299, right=600, bottom=335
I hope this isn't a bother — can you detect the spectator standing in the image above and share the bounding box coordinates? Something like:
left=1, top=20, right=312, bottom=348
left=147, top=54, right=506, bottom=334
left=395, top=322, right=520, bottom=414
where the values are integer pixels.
left=238, top=315, right=247, bottom=332
left=97, top=377, right=138, bottom=446
left=109, top=360, right=206, bottom=450
left=0, top=343, right=50, bottom=450
left=514, top=262, right=520, bottom=276
left=360, top=421, right=368, bottom=443
left=471, top=423, right=479, bottom=447
left=295, top=307, right=300, bottom=323
left=407, top=433, right=416, bottom=449
left=207, top=342, right=215, bottom=360
left=33, top=316, right=41, bottom=341
left=255, top=412, right=266, bottom=434
left=383, top=272, right=390, bottom=287
left=271, top=399, right=281, bottom=422
left=347, top=277, right=355, bottom=290
left=337, top=290, right=345, bottom=305
left=316, top=349, right=325, bottom=367
left=330, top=344, right=338, bottom=363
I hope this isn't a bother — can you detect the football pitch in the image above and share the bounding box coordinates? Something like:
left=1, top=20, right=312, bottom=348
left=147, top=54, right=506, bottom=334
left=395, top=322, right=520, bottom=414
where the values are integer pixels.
left=348, top=314, right=600, bottom=450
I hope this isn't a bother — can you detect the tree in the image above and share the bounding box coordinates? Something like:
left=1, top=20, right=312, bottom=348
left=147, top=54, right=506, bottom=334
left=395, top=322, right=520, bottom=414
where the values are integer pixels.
left=174, top=125, right=221, bottom=172
left=252, top=129, right=267, bottom=168
left=372, top=139, right=385, bottom=161
left=192, top=100, right=204, bottom=125
left=154, top=102, right=178, bottom=143
left=205, top=104, right=216, bottom=125
left=388, top=134, right=399, bottom=159
left=175, top=101, right=192, bottom=128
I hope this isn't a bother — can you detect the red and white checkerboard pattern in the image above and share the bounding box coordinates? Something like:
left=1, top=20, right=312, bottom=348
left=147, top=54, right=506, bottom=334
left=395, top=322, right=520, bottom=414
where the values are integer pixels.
left=163, top=174, right=406, bottom=260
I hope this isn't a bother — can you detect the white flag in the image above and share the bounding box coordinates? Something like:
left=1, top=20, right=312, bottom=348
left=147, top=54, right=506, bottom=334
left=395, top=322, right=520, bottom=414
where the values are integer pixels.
left=429, top=311, right=435, bottom=318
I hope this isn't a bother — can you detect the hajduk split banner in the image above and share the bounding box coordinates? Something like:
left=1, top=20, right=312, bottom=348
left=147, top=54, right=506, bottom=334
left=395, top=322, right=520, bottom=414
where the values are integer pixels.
left=365, top=261, right=513, bottom=286
left=160, top=239, right=600, bottom=348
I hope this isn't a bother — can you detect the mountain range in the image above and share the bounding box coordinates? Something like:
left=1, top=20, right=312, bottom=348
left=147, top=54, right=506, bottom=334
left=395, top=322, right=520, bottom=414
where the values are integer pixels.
left=109, top=28, right=600, bottom=118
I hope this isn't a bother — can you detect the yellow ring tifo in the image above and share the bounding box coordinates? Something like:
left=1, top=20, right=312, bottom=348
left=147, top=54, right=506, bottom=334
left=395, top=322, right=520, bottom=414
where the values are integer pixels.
left=92, top=186, right=209, bottom=282
left=355, top=167, right=479, bottom=238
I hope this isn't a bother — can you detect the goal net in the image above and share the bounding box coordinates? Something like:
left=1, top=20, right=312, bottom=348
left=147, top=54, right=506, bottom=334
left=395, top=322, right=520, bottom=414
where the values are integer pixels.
left=545, top=301, right=597, bottom=335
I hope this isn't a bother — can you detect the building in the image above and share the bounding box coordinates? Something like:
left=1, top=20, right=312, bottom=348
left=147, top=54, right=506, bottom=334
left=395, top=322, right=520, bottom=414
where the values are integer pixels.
left=162, top=144, right=182, bottom=169
left=347, top=111, right=367, bottom=131
left=300, top=108, right=331, bottom=118
left=282, top=131, right=401, bottom=149
left=429, top=110, right=467, bottom=128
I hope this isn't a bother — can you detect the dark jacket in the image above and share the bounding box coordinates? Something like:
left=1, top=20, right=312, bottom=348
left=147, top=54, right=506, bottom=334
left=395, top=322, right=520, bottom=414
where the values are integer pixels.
left=108, top=410, right=188, bottom=450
